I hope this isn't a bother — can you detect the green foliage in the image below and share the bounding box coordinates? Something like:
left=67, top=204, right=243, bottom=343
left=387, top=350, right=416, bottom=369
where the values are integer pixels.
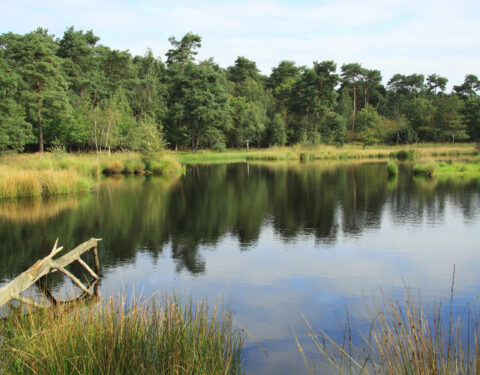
left=1, top=28, right=71, bottom=152
left=355, top=105, right=383, bottom=146
left=0, top=53, right=34, bottom=152
left=1, top=27, right=479, bottom=154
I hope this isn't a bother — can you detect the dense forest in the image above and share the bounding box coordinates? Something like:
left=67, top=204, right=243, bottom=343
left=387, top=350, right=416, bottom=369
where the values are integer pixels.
left=1, top=27, right=480, bottom=153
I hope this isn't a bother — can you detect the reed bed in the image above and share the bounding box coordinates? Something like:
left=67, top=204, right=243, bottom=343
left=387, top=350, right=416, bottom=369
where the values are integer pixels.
left=0, top=295, right=244, bottom=375
left=296, top=279, right=479, bottom=375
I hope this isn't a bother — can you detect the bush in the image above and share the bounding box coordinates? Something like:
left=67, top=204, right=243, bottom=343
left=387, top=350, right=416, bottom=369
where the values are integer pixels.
left=396, top=149, right=418, bottom=160
left=212, top=142, right=227, bottom=152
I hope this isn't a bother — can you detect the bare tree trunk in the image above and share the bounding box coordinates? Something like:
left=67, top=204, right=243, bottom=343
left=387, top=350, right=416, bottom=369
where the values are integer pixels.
left=37, top=102, right=43, bottom=153
left=105, top=120, right=111, bottom=155
left=352, top=83, right=357, bottom=132
left=94, top=119, right=99, bottom=154
left=194, top=127, right=201, bottom=152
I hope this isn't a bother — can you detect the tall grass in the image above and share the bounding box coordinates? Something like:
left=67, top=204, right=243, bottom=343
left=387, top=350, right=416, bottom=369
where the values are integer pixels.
left=295, top=277, right=479, bottom=375
left=0, top=168, right=92, bottom=199
left=0, top=295, right=244, bottom=374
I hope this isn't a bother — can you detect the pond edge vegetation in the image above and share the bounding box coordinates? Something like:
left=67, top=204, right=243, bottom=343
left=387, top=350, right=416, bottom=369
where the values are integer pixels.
left=0, top=294, right=244, bottom=374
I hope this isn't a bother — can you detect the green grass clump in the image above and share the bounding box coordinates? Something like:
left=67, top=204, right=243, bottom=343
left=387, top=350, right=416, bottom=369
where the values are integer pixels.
left=413, top=163, right=436, bottom=177
left=296, top=280, right=479, bottom=375
left=0, top=296, right=244, bottom=375
left=386, top=161, right=398, bottom=176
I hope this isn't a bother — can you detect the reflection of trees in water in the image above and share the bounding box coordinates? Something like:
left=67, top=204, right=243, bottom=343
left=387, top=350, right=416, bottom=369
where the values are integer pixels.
left=1, top=163, right=479, bottom=281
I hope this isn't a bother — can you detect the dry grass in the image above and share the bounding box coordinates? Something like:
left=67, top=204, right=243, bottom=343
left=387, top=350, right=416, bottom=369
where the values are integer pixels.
left=0, top=167, right=92, bottom=199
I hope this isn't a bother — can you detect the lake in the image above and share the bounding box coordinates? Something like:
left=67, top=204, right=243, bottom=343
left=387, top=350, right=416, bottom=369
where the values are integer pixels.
left=1, top=161, right=479, bottom=374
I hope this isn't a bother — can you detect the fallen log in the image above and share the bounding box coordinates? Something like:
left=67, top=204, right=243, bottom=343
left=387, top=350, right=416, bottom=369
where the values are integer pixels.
left=0, top=238, right=101, bottom=309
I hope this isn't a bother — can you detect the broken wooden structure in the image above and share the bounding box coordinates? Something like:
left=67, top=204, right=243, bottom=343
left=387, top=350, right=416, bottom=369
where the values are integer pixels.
left=0, top=238, right=101, bottom=310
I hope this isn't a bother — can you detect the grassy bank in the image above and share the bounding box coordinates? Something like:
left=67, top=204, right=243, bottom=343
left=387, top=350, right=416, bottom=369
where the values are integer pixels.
left=296, top=285, right=479, bottom=375
left=0, top=295, right=244, bottom=374
left=413, top=158, right=480, bottom=179
left=0, top=152, right=184, bottom=199
left=174, top=143, right=479, bottom=164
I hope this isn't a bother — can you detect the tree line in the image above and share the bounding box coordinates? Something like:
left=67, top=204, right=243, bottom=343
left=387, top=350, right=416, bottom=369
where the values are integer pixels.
left=1, top=27, right=479, bottom=153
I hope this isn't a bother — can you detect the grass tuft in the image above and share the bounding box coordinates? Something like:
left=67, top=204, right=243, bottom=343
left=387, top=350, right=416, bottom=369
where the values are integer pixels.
left=386, top=161, right=398, bottom=177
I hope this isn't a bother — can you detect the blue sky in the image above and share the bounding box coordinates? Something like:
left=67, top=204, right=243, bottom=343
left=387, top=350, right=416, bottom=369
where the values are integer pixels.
left=2, top=0, right=479, bottom=89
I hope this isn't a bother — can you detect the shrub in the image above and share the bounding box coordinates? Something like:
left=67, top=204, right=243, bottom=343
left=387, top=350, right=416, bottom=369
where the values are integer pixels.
left=212, top=142, right=227, bottom=152
left=103, top=160, right=125, bottom=174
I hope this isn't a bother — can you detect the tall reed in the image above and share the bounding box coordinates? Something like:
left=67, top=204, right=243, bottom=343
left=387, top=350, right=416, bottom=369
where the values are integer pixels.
left=296, top=277, right=479, bottom=375
left=0, top=295, right=244, bottom=374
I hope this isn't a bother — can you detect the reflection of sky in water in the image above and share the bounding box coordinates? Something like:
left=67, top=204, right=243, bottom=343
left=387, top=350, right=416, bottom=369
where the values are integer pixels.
left=1, top=164, right=480, bottom=375
left=97, top=198, right=480, bottom=375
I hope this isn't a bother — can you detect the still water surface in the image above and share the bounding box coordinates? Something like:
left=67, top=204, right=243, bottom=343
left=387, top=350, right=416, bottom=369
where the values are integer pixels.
left=1, top=162, right=480, bottom=374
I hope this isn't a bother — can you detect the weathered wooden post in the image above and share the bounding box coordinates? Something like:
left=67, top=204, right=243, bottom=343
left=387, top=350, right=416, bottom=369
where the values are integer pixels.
left=0, top=238, right=102, bottom=310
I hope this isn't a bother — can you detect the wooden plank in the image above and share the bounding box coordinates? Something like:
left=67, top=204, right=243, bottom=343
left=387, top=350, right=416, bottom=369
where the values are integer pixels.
left=12, top=295, right=45, bottom=310
left=51, top=263, right=93, bottom=296
left=35, top=279, right=58, bottom=306
left=76, top=257, right=99, bottom=280
left=93, top=245, right=100, bottom=274
left=0, top=238, right=101, bottom=308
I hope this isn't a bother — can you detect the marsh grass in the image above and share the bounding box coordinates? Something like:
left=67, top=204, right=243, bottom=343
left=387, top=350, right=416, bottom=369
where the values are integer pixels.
left=413, top=158, right=480, bottom=179
left=0, top=152, right=184, bottom=198
left=0, top=295, right=244, bottom=375
left=295, top=275, right=480, bottom=375
left=175, top=144, right=478, bottom=164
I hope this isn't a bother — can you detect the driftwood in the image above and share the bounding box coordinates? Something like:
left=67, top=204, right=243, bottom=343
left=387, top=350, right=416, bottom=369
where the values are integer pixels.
left=0, top=238, right=101, bottom=310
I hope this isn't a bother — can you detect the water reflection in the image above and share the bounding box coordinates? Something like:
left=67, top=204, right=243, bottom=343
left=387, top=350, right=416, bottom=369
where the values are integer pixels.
left=1, top=162, right=479, bottom=283
left=1, top=162, right=479, bottom=374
